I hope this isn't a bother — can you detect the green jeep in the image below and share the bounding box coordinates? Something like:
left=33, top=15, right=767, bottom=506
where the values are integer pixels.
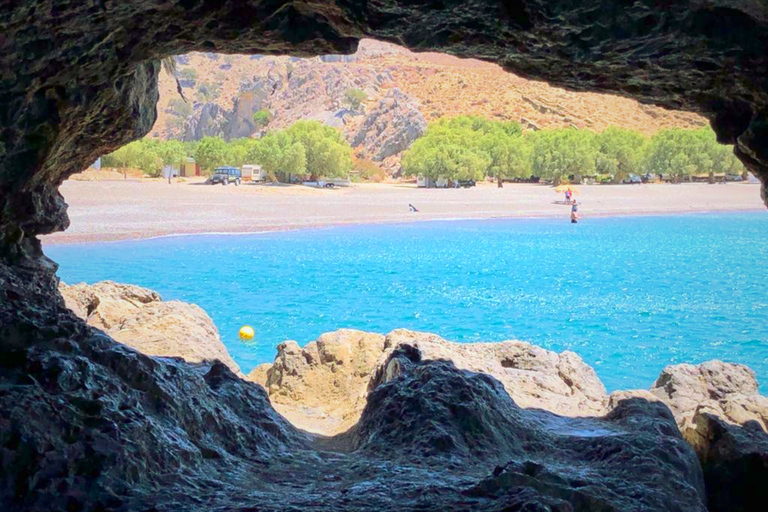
left=209, top=166, right=241, bottom=186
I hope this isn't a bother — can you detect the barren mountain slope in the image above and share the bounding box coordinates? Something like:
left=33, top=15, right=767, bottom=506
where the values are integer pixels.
left=153, top=40, right=706, bottom=164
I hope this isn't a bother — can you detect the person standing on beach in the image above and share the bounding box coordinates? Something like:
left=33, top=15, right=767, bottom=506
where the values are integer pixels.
left=571, top=200, right=579, bottom=223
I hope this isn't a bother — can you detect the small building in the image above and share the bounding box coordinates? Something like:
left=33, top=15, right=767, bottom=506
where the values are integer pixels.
left=179, top=157, right=201, bottom=177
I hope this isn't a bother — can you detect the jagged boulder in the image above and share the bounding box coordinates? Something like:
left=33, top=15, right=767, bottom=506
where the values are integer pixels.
left=249, top=330, right=386, bottom=433
left=648, top=361, right=768, bottom=433
left=337, top=347, right=707, bottom=511
left=221, top=92, right=259, bottom=139
left=249, top=328, right=607, bottom=435
left=59, top=281, right=241, bottom=375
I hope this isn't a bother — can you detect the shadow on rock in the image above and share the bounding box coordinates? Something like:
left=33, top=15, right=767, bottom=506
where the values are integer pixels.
left=688, top=412, right=768, bottom=512
left=329, top=345, right=708, bottom=511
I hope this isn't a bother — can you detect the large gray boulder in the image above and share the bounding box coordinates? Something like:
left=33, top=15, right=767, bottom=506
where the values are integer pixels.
left=336, top=347, right=707, bottom=511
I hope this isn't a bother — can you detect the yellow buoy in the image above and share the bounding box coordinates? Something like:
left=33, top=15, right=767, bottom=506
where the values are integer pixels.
left=239, top=325, right=255, bottom=341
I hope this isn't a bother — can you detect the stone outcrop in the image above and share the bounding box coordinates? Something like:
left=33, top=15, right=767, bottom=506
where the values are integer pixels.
left=249, top=328, right=607, bottom=434
left=351, top=88, right=427, bottom=161
left=59, top=281, right=241, bottom=375
left=182, top=103, right=228, bottom=141
left=156, top=40, right=706, bottom=158
left=687, top=412, right=768, bottom=512
left=650, top=361, right=767, bottom=432
left=336, top=347, right=707, bottom=511
left=4, top=267, right=764, bottom=511
left=249, top=330, right=387, bottom=434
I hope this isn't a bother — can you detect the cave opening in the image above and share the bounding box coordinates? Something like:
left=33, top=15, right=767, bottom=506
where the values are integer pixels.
left=2, top=2, right=768, bottom=511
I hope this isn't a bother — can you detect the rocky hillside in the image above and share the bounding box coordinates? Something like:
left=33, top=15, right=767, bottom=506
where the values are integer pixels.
left=153, top=40, right=706, bottom=169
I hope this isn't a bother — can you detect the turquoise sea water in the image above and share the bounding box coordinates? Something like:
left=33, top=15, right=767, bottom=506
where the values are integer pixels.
left=46, top=212, right=768, bottom=392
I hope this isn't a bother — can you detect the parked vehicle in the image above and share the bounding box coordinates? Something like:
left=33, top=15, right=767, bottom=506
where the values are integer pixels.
left=456, top=179, right=476, bottom=188
left=307, top=178, right=351, bottom=188
left=240, top=164, right=267, bottom=182
left=622, top=174, right=642, bottom=184
left=209, top=167, right=241, bottom=186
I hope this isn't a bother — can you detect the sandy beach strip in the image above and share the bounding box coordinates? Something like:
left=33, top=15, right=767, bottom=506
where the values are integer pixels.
left=42, top=180, right=765, bottom=244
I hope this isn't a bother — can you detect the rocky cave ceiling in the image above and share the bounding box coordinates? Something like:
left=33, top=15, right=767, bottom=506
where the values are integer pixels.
left=1, top=0, right=768, bottom=260
left=2, top=2, right=768, bottom=510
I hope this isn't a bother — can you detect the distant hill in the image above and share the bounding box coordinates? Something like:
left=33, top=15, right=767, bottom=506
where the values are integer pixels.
left=153, top=40, right=706, bottom=170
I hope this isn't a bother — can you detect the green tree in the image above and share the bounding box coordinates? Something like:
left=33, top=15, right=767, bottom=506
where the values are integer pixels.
left=194, top=136, right=229, bottom=174
left=155, top=140, right=187, bottom=167
left=401, top=116, right=526, bottom=183
left=480, top=129, right=531, bottom=185
left=168, top=98, right=193, bottom=118
left=642, top=128, right=712, bottom=182
left=252, top=109, right=272, bottom=128
left=595, top=126, right=648, bottom=183
left=281, top=142, right=307, bottom=177
left=197, top=82, right=220, bottom=102
left=344, top=88, right=368, bottom=111
left=529, top=128, right=597, bottom=184
left=284, top=121, right=352, bottom=179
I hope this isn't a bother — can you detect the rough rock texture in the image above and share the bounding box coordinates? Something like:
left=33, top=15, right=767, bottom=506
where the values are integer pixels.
left=336, top=347, right=707, bottom=511
left=250, top=330, right=386, bottom=434
left=182, top=103, right=229, bottom=141
left=2, top=262, right=715, bottom=511
left=59, top=281, right=241, bottom=375
left=351, top=88, right=427, bottom=160
left=687, top=412, right=768, bottom=512
left=649, top=360, right=768, bottom=435
left=249, top=328, right=607, bottom=434
left=155, top=40, right=705, bottom=142
left=3, top=2, right=768, bottom=510
left=0, top=261, right=310, bottom=511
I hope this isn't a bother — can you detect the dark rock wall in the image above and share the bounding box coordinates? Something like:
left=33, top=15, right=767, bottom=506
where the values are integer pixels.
left=1, top=2, right=768, bottom=509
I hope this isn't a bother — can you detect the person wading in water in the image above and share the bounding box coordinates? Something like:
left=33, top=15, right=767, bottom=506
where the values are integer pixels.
left=571, top=200, right=579, bottom=224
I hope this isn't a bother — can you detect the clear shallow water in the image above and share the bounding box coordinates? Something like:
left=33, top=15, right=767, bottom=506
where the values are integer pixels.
left=47, top=212, right=768, bottom=393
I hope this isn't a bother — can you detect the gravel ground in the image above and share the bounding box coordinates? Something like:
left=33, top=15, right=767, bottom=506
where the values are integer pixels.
left=43, top=180, right=765, bottom=244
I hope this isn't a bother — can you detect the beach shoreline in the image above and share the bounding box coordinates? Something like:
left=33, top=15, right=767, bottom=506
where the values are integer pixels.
left=43, top=180, right=765, bottom=244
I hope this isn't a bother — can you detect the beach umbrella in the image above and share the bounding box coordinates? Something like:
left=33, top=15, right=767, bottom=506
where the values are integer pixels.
left=554, top=184, right=579, bottom=194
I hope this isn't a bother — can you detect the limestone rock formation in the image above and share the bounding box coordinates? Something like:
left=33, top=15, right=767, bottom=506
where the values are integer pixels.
left=249, top=328, right=607, bottom=434
left=687, top=412, right=768, bottom=512
left=182, top=103, right=228, bottom=141
left=337, top=347, right=707, bottom=511
left=59, top=281, right=241, bottom=375
left=156, top=40, right=705, bottom=164
left=250, top=330, right=387, bottom=433
left=351, top=88, right=427, bottom=161
left=649, top=360, right=768, bottom=434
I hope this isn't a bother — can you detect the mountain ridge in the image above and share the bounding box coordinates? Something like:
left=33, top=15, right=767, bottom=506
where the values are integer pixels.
left=153, top=40, right=707, bottom=169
